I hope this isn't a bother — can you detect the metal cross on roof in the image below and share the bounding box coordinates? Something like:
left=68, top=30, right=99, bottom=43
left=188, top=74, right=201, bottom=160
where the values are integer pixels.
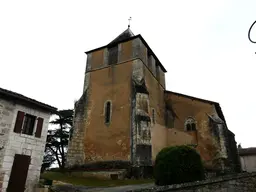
left=128, top=17, right=132, bottom=28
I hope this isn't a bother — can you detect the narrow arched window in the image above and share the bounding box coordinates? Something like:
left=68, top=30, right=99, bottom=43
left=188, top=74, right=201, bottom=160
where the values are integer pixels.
left=105, top=101, right=111, bottom=124
left=185, top=117, right=196, bottom=131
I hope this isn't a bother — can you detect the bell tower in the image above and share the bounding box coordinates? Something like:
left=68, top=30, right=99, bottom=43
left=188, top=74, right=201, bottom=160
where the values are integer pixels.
left=66, top=27, right=167, bottom=168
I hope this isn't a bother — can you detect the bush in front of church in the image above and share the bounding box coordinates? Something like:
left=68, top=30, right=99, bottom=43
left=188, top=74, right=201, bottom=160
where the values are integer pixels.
left=154, top=145, right=205, bottom=185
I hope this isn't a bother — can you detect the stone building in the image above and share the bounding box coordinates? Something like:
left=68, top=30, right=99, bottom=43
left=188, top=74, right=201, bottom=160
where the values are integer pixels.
left=0, top=87, right=56, bottom=192
left=66, top=28, right=240, bottom=173
left=239, top=147, right=256, bottom=172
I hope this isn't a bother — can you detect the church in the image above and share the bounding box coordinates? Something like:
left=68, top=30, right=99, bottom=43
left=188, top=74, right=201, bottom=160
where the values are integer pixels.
left=66, top=27, right=240, bottom=173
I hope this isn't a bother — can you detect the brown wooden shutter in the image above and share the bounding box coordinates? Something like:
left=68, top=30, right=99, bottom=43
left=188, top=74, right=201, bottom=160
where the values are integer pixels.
left=14, top=111, right=25, bottom=133
left=35, top=117, right=44, bottom=138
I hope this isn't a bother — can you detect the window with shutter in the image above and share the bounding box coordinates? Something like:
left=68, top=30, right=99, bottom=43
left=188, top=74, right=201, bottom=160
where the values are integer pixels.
left=13, top=110, right=44, bottom=138
left=14, top=111, right=25, bottom=133
left=35, top=117, right=44, bottom=138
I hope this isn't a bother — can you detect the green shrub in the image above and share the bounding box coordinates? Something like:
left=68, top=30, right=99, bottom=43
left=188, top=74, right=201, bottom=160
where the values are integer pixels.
left=154, top=145, right=205, bottom=185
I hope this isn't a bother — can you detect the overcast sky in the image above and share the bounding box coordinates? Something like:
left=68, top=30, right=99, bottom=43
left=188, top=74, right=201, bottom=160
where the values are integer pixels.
left=0, top=0, right=256, bottom=147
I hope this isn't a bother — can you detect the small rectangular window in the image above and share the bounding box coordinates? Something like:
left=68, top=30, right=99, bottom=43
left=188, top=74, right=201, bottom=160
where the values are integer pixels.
left=105, top=101, right=112, bottom=124
left=108, top=45, right=118, bottom=65
left=22, top=114, right=36, bottom=135
left=152, top=108, right=155, bottom=124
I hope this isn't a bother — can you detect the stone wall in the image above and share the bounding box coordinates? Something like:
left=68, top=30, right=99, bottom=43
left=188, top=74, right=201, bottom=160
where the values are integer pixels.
left=0, top=98, right=51, bottom=192
left=78, top=60, right=133, bottom=163
left=164, top=92, right=238, bottom=172
left=66, top=35, right=166, bottom=167
left=68, top=169, right=127, bottom=180
left=129, top=172, right=256, bottom=192
left=240, top=155, right=256, bottom=172
left=0, top=99, right=15, bottom=168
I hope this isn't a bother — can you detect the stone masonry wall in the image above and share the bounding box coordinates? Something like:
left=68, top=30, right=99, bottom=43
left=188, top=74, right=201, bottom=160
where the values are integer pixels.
left=81, top=60, right=133, bottom=163
left=66, top=91, right=88, bottom=166
left=0, top=99, right=15, bottom=190
left=0, top=100, right=51, bottom=192
left=129, top=172, right=256, bottom=192
left=143, top=60, right=166, bottom=162
left=164, top=93, right=229, bottom=171
left=66, top=36, right=155, bottom=166
left=0, top=99, right=15, bottom=168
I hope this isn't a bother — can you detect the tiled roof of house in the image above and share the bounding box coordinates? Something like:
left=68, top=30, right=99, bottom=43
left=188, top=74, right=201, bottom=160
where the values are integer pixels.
left=0, top=87, right=57, bottom=113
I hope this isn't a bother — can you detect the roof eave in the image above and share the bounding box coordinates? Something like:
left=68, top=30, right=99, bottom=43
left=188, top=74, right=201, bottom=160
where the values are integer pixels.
left=0, top=88, right=57, bottom=114
left=84, top=35, right=140, bottom=54
left=84, top=34, right=167, bottom=73
left=165, top=90, right=235, bottom=135
left=165, top=90, right=218, bottom=105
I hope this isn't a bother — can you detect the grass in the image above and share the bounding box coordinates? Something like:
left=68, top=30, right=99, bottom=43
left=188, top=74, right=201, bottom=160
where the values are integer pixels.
left=41, top=172, right=154, bottom=187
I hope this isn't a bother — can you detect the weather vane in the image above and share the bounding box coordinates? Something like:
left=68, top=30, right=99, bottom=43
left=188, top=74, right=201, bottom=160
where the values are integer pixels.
left=128, top=17, right=132, bottom=28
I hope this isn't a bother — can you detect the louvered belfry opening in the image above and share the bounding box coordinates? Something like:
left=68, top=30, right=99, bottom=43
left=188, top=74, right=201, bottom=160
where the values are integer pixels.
left=108, top=45, right=118, bottom=65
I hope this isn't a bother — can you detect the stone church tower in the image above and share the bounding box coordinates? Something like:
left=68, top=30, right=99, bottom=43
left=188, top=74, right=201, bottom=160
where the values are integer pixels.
left=66, top=28, right=241, bottom=173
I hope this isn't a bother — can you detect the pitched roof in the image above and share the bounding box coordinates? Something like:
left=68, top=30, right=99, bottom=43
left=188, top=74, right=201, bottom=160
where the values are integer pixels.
left=165, top=90, right=234, bottom=135
left=0, top=87, right=57, bottom=113
left=165, top=90, right=218, bottom=105
left=108, top=28, right=134, bottom=46
left=207, top=114, right=224, bottom=124
left=85, top=28, right=167, bottom=72
left=239, top=147, right=256, bottom=156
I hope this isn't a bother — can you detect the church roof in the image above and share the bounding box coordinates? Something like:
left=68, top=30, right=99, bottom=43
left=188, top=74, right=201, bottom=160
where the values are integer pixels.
left=207, top=114, right=224, bottom=124
left=165, top=90, right=234, bottom=135
left=165, top=90, right=218, bottom=105
left=108, top=28, right=134, bottom=46
left=85, top=28, right=167, bottom=72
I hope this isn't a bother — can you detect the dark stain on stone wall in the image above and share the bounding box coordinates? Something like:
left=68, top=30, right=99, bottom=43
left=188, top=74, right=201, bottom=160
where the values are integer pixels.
left=223, top=129, right=241, bottom=173
left=66, top=89, right=89, bottom=166
left=136, top=144, right=152, bottom=165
